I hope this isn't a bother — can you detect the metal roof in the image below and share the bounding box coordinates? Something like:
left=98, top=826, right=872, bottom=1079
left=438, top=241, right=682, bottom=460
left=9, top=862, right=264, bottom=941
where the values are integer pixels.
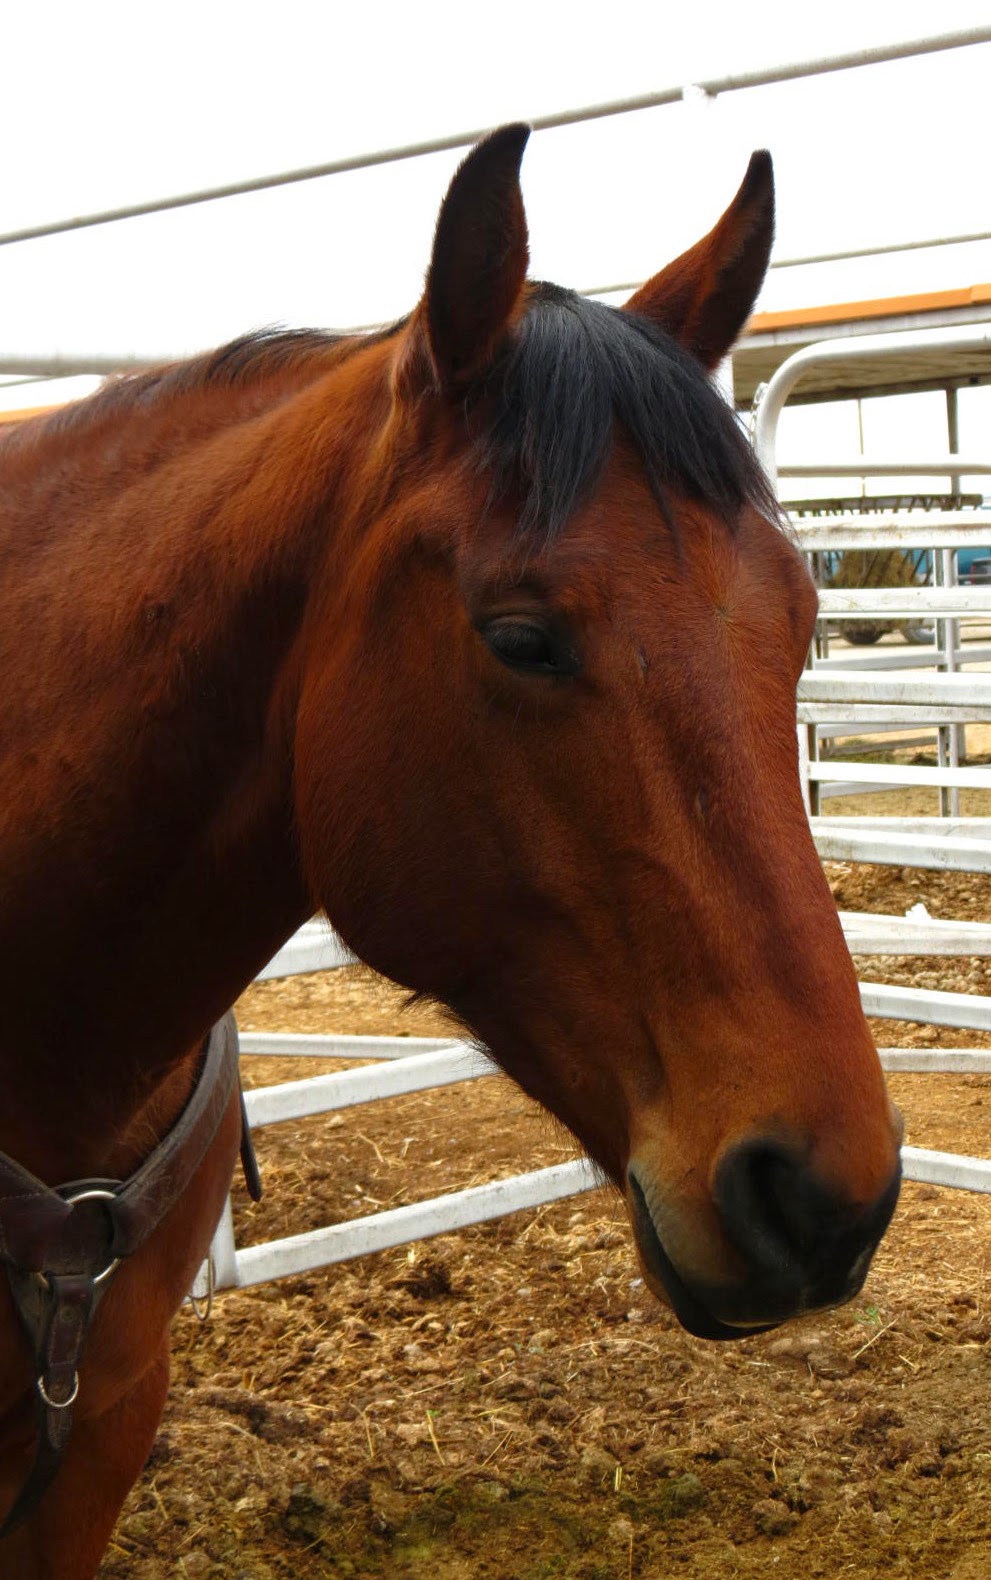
left=734, top=285, right=991, bottom=408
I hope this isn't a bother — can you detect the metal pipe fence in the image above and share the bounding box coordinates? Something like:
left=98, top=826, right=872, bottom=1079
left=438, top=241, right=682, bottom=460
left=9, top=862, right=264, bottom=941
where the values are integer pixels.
left=6, top=27, right=991, bottom=377
left=201, top=900, right=991, bottom=1296
left=4, top=27, right=989, bottom=253
left=717, top=323, right=991, bottom=1190
left=754, top=325, right=991, bottom=488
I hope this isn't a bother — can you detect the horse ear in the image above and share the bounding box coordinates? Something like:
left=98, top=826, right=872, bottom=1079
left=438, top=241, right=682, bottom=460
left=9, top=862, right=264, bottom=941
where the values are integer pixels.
left=422, top=123, right=531, bottom=393
left=624, top=151, right=774, bottom=370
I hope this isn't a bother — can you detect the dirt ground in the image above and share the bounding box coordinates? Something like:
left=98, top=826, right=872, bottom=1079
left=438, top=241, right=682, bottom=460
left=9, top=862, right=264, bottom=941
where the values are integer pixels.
left=99, top=791, right=991, bottom=1579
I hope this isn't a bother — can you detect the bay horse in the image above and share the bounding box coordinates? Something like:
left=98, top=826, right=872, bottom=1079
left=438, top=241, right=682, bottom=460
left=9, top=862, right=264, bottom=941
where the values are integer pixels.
left=0, top=125, right=901, bottom=1576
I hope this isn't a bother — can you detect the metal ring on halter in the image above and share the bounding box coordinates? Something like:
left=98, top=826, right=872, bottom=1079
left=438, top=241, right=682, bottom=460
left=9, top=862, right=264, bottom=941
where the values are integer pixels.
left=187, top=1252, right=215, bottom=1323
left=61, top=1187, right=121, bottom=1285
left=37, top=1370, right=80, bottom=1410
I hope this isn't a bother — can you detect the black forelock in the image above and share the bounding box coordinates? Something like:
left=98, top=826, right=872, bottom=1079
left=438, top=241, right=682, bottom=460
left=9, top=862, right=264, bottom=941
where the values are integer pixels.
left=470, top=283, right=779, bottom=541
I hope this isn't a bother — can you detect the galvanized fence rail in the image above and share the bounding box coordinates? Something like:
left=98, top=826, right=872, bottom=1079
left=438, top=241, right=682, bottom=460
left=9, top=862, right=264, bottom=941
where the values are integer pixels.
left=7, top=26, right=991, bottom=377
left=749, top=321, right=991, bottom=1200
left=200, top=920, right=991, bottom=1293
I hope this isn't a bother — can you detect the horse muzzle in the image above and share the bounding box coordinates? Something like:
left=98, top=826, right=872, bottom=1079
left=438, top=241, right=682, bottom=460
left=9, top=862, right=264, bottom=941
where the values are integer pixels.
left=626, top=1136, right=902, bottom=1340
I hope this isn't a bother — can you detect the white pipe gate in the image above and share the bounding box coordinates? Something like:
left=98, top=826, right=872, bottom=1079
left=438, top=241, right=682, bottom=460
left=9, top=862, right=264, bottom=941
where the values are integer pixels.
left=205, top=923, right=601, bottom=1293
left=759, top=321, right=991, bottom=1191
left=206, top=937, right=991, bottom=1295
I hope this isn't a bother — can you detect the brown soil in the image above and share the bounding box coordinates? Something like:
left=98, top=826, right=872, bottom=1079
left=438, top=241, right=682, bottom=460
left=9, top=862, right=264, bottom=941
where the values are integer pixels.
left=99, top=812, right=991, bottom=1580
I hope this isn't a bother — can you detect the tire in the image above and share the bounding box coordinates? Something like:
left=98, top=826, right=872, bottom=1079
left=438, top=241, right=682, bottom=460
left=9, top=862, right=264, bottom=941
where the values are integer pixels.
left=842, top=625, right=884, bottom=646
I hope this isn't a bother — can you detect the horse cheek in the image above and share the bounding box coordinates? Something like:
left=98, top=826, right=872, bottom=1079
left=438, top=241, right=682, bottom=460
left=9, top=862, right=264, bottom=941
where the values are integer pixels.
left=292, top=649, right=497, bottom=996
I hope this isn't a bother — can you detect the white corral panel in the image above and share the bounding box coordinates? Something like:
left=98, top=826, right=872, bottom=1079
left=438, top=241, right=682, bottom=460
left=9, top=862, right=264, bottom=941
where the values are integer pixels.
left=796, top=515, right=991, bottom=552
left=809, top=761, right=991, bottom=790
left=244, top=1046, right=497, bottom=1127
left=798, top=673, right=991, bottom=710
left=861, top=981, right=991, bottom=1029
left=812, top=822, right=991, bottom=873
left=256, top=922, right=350, bottom=979
left=224, top=1160, right=602, bottom=1289
left=239, top=1032, right=459, bottom=1060
left=817, top=588, right=991, bottom=618
left=901, top=1147, right=991, bottom=1192
left=880, top=1050, right=991, bottom=1072
left=842, top=911, right=991, bottom=954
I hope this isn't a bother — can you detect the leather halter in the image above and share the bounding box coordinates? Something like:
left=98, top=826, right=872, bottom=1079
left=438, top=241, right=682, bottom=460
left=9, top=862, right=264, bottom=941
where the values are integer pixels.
left=0, top=1012, right=260, bottom=1538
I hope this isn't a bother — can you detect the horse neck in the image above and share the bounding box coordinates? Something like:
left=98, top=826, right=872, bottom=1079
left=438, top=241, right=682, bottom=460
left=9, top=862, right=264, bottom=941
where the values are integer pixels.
left=0, top=341, right=396, bottom=1168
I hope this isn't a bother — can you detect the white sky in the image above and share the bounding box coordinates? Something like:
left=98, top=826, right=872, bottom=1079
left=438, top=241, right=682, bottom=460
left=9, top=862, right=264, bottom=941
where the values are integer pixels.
left=4, top=1, right=991, bottom=492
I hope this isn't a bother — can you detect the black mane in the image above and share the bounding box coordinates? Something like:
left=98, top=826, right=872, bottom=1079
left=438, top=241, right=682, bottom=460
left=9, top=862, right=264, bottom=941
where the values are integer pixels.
left=36, top=328, right=360, bottom=438
left=1, top=326, right=399, bottom=450
left=473, top=283, right=778, bottom=539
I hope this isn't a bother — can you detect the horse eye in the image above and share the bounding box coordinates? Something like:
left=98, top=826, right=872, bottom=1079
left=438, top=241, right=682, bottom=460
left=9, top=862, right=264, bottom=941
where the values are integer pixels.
left=480, top=619, right=578, bottom=677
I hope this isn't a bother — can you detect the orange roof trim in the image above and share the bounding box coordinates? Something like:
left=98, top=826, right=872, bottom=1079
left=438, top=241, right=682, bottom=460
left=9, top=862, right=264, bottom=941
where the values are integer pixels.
left=746, top=283, right=991, bottom=337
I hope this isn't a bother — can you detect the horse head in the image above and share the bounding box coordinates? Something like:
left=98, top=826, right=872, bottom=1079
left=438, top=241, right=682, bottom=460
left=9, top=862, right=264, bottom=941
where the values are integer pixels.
left=294, top=126, right=901, bottom=1338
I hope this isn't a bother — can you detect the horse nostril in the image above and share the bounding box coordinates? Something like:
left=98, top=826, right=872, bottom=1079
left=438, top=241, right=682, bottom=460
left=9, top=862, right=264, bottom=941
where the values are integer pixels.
left=714, top=1139, right=802, bottom=1276
left=713, top=1137, right=900, bottom=1291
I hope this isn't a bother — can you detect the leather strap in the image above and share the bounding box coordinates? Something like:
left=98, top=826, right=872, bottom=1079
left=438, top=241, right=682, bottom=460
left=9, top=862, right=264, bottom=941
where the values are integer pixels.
left=1, top=1271, right=95, bottom=1537
left=0, top=1012, right=256, bottom=1538
left=239, top=1085, right=263, bottom=1205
